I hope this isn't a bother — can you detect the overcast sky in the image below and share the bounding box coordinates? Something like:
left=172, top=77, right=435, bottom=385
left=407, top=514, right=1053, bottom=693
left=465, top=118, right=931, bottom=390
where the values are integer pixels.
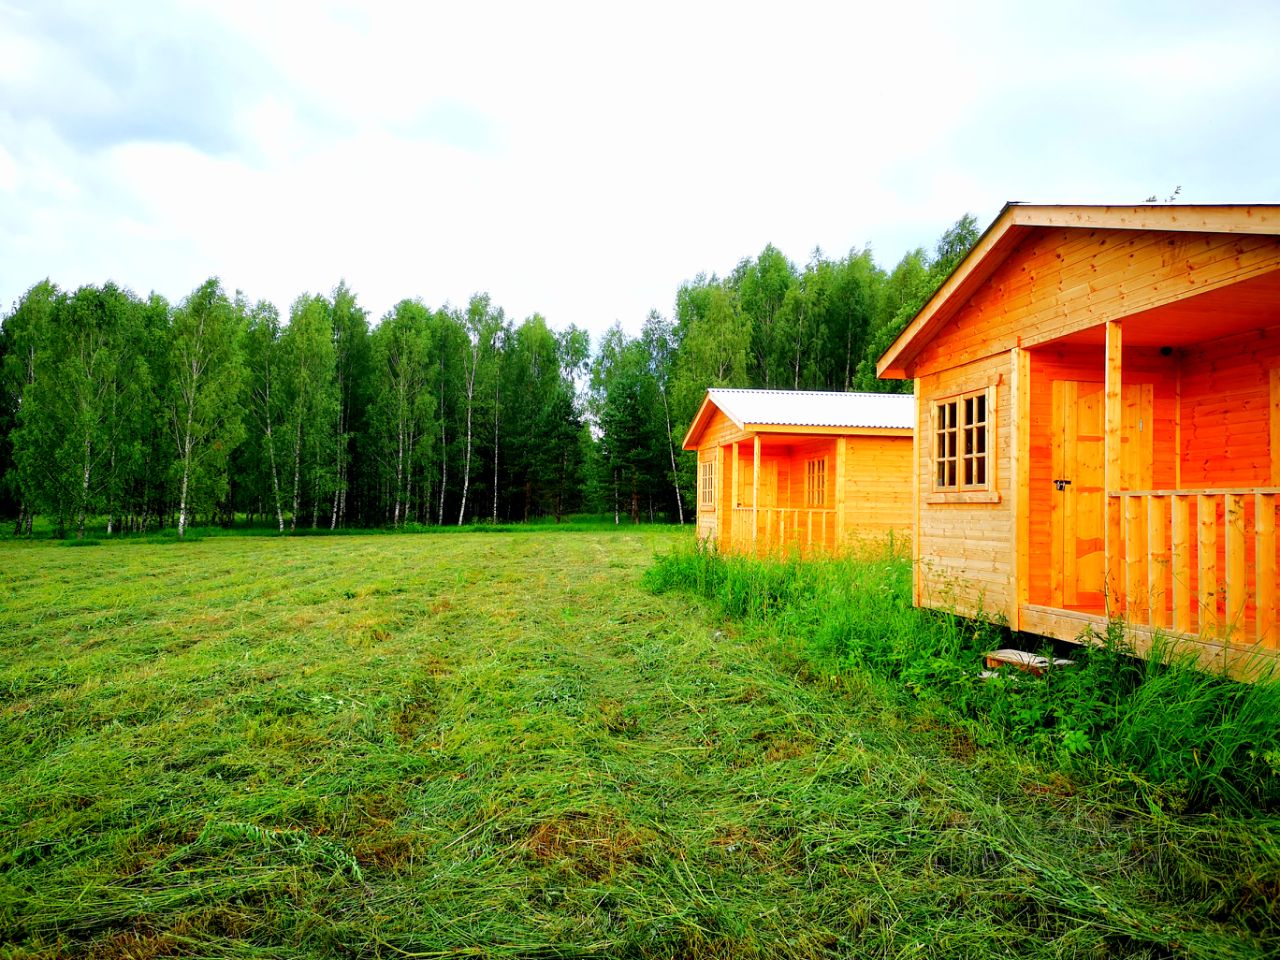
left=3, top=1, right=1279, bottom=340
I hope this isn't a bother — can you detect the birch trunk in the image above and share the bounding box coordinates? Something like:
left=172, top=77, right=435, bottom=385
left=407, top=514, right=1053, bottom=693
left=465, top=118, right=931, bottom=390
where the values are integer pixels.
left=437, top=360, right=447, bottom=525
left=458, top=342, right=478, bottom=525
left=289, top=415, right=303, bottom=532
left=76, top=435, right=91, bottom=539
left=393, top=416, right=405, bottom=526
left=660, top=387, right=684, bottom=524
left=492, top=375, right=500, bottom=524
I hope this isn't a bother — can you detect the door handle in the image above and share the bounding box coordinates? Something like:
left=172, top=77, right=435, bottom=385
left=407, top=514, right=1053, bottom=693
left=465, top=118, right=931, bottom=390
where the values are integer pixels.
left=1053, top=479, right=1072, bottom=491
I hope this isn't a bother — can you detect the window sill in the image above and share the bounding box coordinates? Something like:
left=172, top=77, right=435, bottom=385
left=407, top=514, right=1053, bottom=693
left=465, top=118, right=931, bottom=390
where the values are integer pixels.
left=925, top=490, right=1002, bottom=504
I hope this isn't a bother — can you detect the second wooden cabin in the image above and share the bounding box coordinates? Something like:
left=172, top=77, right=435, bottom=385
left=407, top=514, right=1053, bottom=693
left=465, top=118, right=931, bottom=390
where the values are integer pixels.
left=877, top=203, right=1280, bottom=674
left=682, top=388, right=914, bottom=555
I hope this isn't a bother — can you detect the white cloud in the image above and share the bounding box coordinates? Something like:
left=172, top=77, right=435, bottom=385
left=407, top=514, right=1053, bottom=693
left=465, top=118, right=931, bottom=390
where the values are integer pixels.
left=3, top=0, right=1279, bottom=332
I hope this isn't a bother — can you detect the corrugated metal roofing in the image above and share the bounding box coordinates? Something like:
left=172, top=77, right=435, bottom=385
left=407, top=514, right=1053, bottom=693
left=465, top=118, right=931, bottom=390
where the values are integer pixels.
left=707, top=388, right=914, bottom=430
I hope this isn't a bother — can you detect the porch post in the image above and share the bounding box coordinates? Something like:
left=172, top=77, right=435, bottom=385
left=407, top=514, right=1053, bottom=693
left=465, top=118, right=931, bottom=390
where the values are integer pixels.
left=715, top=444, right=725, bottom=545
left=1270, top=369, right=1280, bottom=486
left=1010, top=346, right=1030, bottom=630
left=752, top=434, right=761, bottom=547
left=913, top=384, right=922, bottom=606
left=731, top=441, right=740, bottom=545
left=834, top=436, right=848, bottom=551
left=1105, top=320, right=1124, bottom=614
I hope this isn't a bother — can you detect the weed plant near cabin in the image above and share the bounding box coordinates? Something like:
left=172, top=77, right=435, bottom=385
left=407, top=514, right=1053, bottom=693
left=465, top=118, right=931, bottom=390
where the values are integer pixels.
left=645, top=542, right=1280, bottom=813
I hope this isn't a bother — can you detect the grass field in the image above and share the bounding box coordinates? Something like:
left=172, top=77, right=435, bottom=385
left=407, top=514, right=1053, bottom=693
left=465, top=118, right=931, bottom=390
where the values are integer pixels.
left=2, top=530, right=1278, bottom=958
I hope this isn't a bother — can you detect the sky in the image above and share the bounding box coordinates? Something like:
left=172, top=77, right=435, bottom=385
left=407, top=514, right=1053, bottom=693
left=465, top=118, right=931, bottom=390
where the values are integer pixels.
left=2, top=0, right=1279, bottom=342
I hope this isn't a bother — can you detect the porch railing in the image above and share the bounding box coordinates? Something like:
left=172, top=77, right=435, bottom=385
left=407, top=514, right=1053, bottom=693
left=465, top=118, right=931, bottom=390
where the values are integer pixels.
left=1111, top=488, right=1279, bottom=646
left=729, top=507, right=836, bottom=554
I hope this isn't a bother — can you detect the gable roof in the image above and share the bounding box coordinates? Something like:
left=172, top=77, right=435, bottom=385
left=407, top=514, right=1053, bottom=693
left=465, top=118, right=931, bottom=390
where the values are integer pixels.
left=876, top=203, right=1280, bottom=379
left=682, top=388, right=914, bottom=450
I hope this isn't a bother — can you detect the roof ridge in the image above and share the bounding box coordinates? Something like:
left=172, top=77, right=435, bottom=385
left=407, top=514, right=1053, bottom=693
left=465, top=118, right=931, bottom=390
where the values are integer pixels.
left=708, top=387, right=911, bottom=398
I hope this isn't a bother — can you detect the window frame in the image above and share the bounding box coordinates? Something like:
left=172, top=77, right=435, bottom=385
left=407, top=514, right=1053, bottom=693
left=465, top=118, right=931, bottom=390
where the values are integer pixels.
left=927, top=385, right=999, bottom=504
left=698, top=457, right=716, bottom=511
left=805, top=456, right=828, bottom=508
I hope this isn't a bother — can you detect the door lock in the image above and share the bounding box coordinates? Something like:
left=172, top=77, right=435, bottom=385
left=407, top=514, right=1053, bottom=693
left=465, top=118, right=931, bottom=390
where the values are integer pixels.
left=1053, top=478, right=1072, bottom=491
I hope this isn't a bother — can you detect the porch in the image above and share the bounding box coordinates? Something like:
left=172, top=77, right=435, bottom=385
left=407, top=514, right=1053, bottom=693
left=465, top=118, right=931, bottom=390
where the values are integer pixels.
left=716, top=434, right=845, bottom=556
left=1018, top=270, right=1280, bottom=665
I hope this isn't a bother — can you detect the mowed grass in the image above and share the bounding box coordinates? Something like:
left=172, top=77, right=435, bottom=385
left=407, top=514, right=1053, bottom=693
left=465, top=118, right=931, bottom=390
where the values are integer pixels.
left=0, top=532, right=1276, bottom=958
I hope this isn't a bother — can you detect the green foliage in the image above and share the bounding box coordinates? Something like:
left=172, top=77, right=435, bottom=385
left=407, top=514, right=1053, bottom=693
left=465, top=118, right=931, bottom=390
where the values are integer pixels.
left=167, top=278, right=247, bottom=536
left=1, top=214, right=980, bottom=532
left=647, top=543, right=1280, bottom=813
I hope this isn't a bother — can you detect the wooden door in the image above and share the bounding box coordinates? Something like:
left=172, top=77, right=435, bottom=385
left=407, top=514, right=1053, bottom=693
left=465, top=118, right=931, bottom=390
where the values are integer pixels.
left=1050, top=380, right=1153, bottom=609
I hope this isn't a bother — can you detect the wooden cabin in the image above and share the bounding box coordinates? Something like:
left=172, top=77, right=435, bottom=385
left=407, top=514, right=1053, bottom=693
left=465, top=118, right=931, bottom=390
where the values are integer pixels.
left=877, top=203, right=1280, bottom=674
left=682, top=388, right=914, bottom=555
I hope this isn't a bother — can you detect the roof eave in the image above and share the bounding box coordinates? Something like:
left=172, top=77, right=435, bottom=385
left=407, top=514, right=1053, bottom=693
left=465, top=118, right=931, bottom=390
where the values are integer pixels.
left=748, top=423, right=913, bottom=437
left=876, top=202, right=1018, bottom=380
left=681, top=392, right=746, bottom=450
left=875, top=202, right=1280, bottom=379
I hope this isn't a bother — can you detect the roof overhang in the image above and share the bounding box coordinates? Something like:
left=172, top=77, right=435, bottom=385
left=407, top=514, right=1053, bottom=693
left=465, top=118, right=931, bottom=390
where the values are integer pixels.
left=875, top=203, right=1280, bottom=380
left=681, top=392, right=742, bottom=450
left=682, top=390, right=914, bottom=449
left=749, top=424, right=912, bottom=438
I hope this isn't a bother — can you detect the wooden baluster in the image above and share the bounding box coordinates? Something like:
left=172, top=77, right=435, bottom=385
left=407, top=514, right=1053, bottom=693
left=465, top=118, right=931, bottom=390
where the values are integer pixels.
left=1225, top=493, right=1246, bottom=644
left=1198, top=494, right=1218, bottom=636
left=1148, top=495, right=1168, bottom=629
left=1171, top=495, right=1192, bottom=633
left=1124, top=495, right=1148, bottom=623
left=1256, top=493, right=1276, bottom=647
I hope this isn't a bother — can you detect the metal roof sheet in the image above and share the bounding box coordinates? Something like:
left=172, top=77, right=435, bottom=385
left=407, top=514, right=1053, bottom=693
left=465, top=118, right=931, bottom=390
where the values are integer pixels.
left=707, top=388, right=914, bottom=430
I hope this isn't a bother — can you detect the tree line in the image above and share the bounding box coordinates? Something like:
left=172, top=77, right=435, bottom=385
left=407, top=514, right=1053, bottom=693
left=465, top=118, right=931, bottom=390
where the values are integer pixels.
left=0, top=215, right=977, bottom=536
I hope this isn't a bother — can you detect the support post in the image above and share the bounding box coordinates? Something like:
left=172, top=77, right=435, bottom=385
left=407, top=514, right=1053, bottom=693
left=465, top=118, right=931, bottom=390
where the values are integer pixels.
left=731, top=441, right=740, bottom=546
left=1271, top=369, right=1280, bottom=486
left=715, top=444, right=726, bottom=548
left=912, top=383, right=922, bottom=606
left=1104, top=320, right=1124, bottom=614
left=1010, top=347, right=1029, bottom=629
left=834, top=436, right=847, bottom=552
left=752, top=435, right=760, bottom=550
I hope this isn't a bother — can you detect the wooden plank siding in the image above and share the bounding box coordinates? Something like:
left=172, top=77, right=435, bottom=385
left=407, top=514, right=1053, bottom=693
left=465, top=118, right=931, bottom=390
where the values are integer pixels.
left=843, top=434, right=912, bottom=544
left=1180, top=326, right=1280, bottom=488
left=914, top=354, right=1015, bottom=620
left=908, top=230, right=1280, bottom=380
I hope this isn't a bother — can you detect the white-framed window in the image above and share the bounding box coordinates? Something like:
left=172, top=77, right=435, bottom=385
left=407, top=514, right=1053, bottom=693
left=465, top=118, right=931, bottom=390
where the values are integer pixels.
left=934, top=388, right=990, bottom=491
left=806, top=457, right=827, bottom=507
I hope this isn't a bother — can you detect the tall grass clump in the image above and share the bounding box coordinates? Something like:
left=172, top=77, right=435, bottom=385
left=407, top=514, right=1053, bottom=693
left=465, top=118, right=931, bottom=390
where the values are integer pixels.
left=646, top=541, right=1280, bottom=813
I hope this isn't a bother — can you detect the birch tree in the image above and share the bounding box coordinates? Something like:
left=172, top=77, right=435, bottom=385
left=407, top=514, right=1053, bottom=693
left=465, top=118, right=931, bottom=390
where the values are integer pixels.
left=243, top=301, right=287, bottom=530
left=168, top=279, right=245, bottom=539
left=640, top=310, right=685, bottom=524
left=370, top=300, right=433, bottom=525
left=457, top=293, right=503, bottom=525
left=280, top=295, right=338, bottom=530
left=1, top=281, right=57, bottom=534
left=329, top=281, right=369, bottom=528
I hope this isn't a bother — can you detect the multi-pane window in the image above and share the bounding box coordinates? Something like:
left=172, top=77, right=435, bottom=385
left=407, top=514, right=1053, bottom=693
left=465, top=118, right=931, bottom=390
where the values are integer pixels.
left=806, top=457, right=827, bottom=507
left=699, top=460, right=716, bottom=508
left=935, top=390, right=989, bottom=490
